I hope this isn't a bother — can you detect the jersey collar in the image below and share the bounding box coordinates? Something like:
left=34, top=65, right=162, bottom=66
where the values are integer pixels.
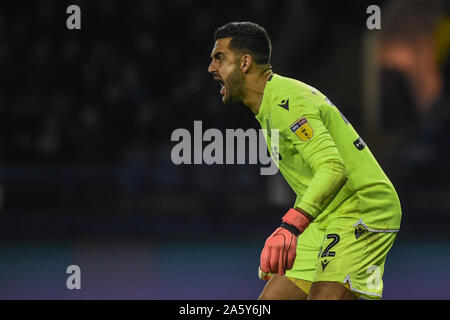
left=255, top=73, right=277, bottom=120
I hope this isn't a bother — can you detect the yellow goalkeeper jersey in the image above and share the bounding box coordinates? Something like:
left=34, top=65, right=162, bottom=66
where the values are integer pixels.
left=255, top=73, right=401, bottom=231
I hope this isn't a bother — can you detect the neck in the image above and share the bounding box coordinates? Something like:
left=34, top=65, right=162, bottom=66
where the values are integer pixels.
left=242, top=67, right=273, bottom=115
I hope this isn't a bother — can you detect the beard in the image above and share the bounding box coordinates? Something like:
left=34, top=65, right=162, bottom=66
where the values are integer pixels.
left=223, top=66, right=244, bottom=104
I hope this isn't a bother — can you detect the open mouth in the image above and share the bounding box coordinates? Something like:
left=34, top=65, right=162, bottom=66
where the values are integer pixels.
left=214, top=77, right=226, bottom=96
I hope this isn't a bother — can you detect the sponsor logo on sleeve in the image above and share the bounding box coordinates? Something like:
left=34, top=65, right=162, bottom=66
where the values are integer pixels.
left=290, top=117, right=314, bottom=142
left=353, top=137, right=366, bottom=150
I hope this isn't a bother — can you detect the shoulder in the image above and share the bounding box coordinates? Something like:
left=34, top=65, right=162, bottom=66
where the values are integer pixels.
left=268, top=74, right=325, bottom=127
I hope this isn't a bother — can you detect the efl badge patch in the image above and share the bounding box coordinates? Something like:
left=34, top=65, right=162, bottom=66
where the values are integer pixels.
left=290, top=118, right=314, bottom=142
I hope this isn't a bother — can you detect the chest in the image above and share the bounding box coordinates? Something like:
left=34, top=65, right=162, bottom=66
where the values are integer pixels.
left=260, top=116, right=297, bottom=162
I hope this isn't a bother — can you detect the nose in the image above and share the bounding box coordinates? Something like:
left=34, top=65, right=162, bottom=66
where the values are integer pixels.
left=208, top=60, right=216, bottom=74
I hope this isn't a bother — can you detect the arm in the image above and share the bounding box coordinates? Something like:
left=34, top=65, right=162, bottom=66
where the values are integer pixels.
left=259, top=102, right=348, bottom=277
left=291, top=113, right=348, bottom=219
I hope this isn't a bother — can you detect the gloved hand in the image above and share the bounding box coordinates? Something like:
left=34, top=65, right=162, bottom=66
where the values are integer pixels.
left=258, top=266, right=272, bottom=281
left=259, top=208, right=310, bottom=278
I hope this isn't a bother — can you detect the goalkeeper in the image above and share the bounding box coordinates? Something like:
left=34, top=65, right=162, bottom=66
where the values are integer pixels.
left=208, top=22, right=401, bottom=300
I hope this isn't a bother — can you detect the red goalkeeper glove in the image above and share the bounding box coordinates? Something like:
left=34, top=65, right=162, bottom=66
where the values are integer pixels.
left=259, top=208, right=310, bottom=278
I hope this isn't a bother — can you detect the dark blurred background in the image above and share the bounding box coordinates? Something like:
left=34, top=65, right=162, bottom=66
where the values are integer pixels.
left=0, top=0, right=449, bottom=299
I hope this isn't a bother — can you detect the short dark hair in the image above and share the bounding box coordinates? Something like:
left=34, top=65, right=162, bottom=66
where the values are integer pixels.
left=214, top=21, right=272, bottom=65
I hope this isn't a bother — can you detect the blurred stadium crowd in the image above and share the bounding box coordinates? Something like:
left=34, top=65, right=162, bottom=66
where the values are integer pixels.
left=0, top=0, right=448, bottom=240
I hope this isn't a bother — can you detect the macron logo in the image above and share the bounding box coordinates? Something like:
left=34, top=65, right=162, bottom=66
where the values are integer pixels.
left=278, top=99, right=289, bottom=111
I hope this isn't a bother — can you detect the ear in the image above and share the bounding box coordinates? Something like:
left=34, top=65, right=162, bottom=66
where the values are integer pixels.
left=240, top=54, right=252, bottom=73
